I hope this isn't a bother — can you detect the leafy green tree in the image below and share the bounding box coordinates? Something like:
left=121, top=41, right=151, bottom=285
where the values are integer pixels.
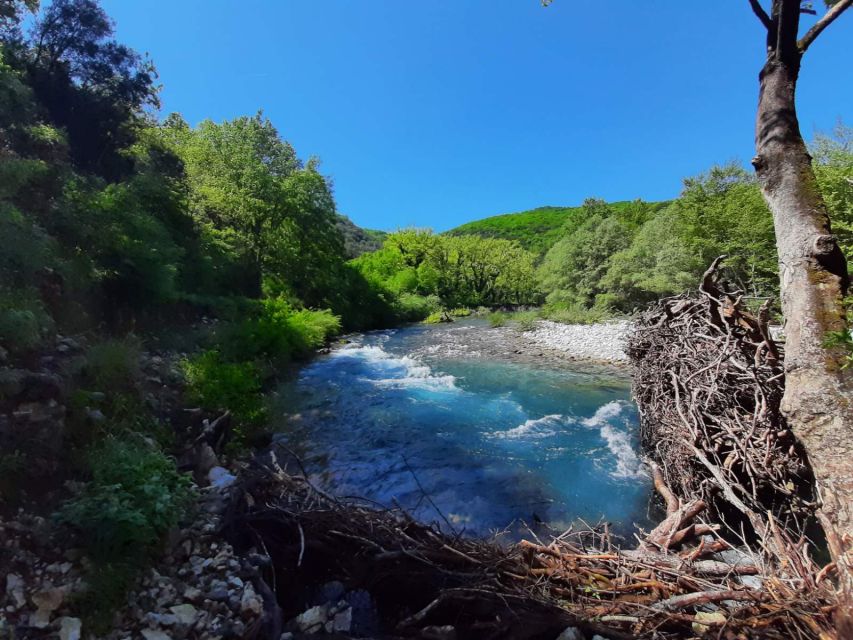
left=675, top=164, right=777, bottom=297
left=20, top=0, right=158, bottom=179
left=811, top=124, right=853, bottom=267
left=537, top=200, right=632, bottom=307
left=267, top=161, right=346, bottom=307
left=353, top=230, right=539, bottom=310
left=598, top=206, right=706, bottom=310
left=163, top=113, right=345, bottom=303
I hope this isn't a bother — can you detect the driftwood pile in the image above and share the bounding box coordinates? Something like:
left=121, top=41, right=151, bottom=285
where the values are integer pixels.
left=628, top=256, right=814, bottom=548
left=220, top=258, right=838, bottom=638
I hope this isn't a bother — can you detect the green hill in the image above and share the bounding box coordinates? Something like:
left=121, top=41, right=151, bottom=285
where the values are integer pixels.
left=446, top=201, right=669, bottom=255
left=336, top=215, right=388, bottom=258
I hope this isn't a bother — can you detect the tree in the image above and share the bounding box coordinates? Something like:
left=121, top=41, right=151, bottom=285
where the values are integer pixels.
left=537, top=200, right=632, bottom=307
left=0, top=0, right=37, bottom=37
left=163, top=113, right=347, bottom=306
left=164, top=113, right=301, bottom=297
left=743, top=2, right=853, bottom=629
left=21, top=0, right=158, bottom=179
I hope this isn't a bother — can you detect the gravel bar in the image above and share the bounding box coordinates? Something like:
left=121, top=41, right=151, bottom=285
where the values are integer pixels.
left=524, top=320, right=632, bottom=363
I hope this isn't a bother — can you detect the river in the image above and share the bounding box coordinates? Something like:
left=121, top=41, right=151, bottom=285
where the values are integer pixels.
left=273, top=319, right=653, bottom=540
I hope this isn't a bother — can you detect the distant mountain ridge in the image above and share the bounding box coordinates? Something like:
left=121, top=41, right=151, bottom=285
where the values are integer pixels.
left=336, top=215, right=388, bottom=258
left=446, top=201, right=669, bottom=255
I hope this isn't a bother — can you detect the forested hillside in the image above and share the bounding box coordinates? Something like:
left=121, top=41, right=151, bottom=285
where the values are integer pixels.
left=336, top=215, right=387, bottom=258
left=439, top=146, right=852, bottom=322
left=446, top=201, right=670, bottom=256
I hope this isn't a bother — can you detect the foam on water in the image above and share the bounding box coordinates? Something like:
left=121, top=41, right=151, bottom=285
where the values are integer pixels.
left=582, top=400, right=625, bottom=426
left=582, top=401, right=647, bottom=480
left=489, top=414, right=566, bottom=440
left=331, top=343, right=459, bottom=392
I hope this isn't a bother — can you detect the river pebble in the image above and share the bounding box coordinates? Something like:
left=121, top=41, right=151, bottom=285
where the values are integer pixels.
left=524, top=320, right=632, bottom=363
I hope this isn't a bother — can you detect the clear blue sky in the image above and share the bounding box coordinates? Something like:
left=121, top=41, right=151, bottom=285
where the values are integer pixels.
left=99, top=1, right=851, bottom=232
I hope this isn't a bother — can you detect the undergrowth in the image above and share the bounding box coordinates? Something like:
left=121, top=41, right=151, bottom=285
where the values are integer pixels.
left=57, top=438, right=193, bottom=633
left=540, top=302, right=610, bottom=325
left=488, top=312, right=507, bottom=327
left=182, top=350, right=265, bottom=431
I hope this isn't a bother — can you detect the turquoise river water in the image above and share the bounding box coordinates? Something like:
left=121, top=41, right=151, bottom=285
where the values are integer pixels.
left=274, top=320, right=654, bottom=540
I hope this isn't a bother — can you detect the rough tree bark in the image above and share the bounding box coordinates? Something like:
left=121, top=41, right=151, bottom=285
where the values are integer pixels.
left=748, top=0, right=853, bottom=631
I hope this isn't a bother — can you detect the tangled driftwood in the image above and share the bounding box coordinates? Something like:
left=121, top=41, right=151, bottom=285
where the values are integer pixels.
left=628, top=257, right=822, bottom=565
left=220, top=258, right=838, bottom=638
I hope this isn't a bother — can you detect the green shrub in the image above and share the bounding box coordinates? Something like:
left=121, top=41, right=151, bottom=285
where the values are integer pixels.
left=182, top=350, right=265, bottom=426
left=487, top=312, right=507, bottom=328
left=449, top=307, right=472, bottom=317
left=0, top=288, right=54, bottom=354
left=57, top=438, right=192, bottom=563
left=0, top=199, right=56, bottom=291
left=824, top=298, right=853, bottom=369
left=287, top=307, right=342, bottom=350
left=68, top=562, right=137, bottom=635
left=513, top=311, right=539, bottom=332
left=393, top=293, right=442, bottom=322
left=67, top=389, right=171, bottom=449
left=224, top=298, right=341, bottom=362
left=540, top=302, right=609, bottom=325
left=423, top=310, right=451, bottom=324
left=57, top=438, right=192, bottom=633
left=83, top=337, right=142, bottom=393
left=825, top=330, right=853, bottom=369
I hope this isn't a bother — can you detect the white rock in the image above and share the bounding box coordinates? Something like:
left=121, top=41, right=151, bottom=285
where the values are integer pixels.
left=58, top=617, right=82, bottom=640
left=208, top=466, right=236, bottom=489
left=183, top=586, right=202, bottom=602
left=294, top=605, right=328, bottom=632
left=169, top=603, right=198, bottom=626
left=525, top=320, right=632, bottom=362
left=5, top=574, right=25, bottom=608
left=332, top=606, right=352, bottom=633
left=146, top=612, right=177, bottom=626
left=556, top=628, right=583, bottom=640
left=32, top=608, right=53, bottom=628
left=141, top=629, right=173, bottom=640
left=240, top=583, right=263, bottom=617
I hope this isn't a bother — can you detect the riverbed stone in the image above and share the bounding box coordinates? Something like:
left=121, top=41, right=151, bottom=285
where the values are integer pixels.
left=294, top=605, right=328, bottom=633
left=58, top=617, right=82, bottom=640
left=240, top=583, right=263, bottom=617
left=5, top=574, right=26, bottom=608
left=169, top=603, right=198, bottom=625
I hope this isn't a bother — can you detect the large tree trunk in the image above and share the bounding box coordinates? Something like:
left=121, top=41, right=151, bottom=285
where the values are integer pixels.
left=753, top=53, right=853, bottom=631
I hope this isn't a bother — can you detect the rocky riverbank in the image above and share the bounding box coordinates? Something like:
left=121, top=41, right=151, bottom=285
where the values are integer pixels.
left=403, top=318, right=632, bottom=371
left=525, top=320, right=631, bottom=363
left=0, top=335, right=382, bottom=640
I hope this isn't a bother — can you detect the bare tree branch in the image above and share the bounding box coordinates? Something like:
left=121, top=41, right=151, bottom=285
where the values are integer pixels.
left=748, top=0, right=773, bottom=29
left=798, top=0, right=853, bottom=52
